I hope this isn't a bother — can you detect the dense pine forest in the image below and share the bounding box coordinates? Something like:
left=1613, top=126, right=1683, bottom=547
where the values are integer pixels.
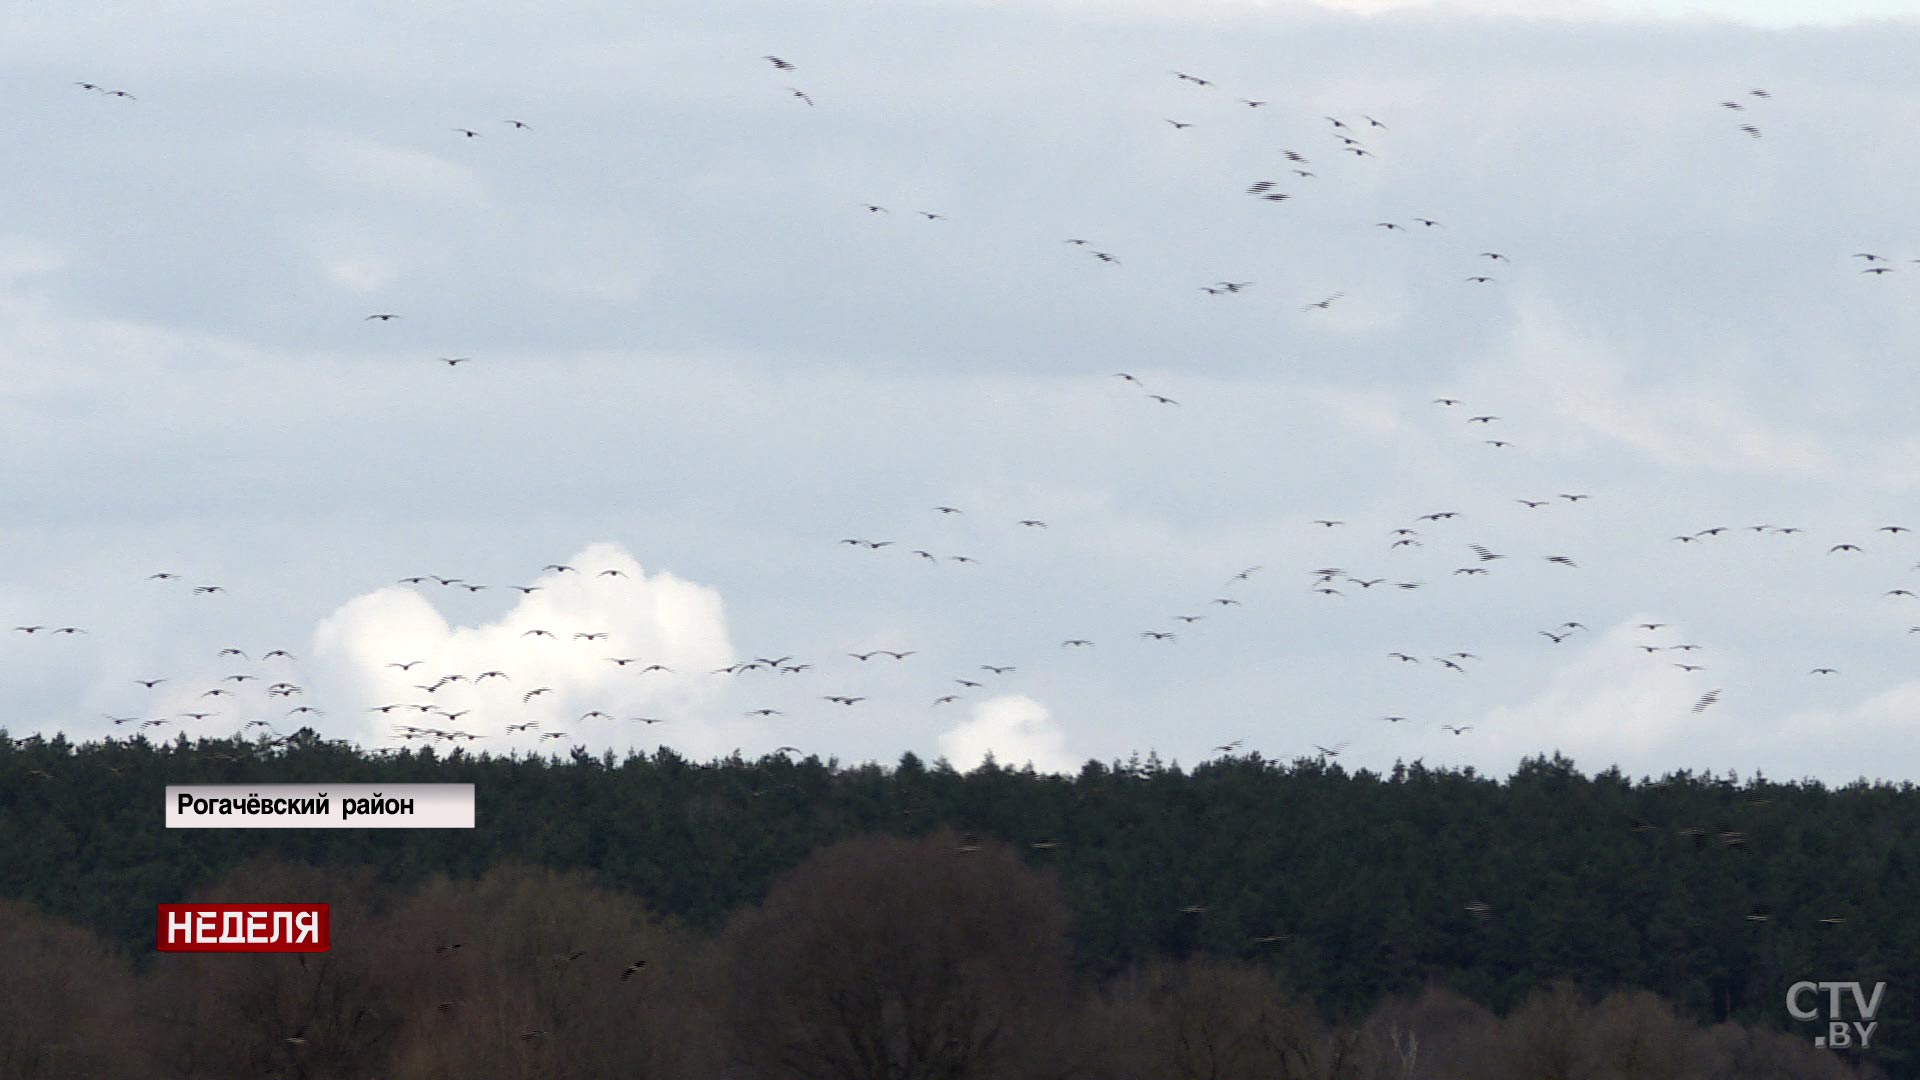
left=1, top=727, right=1914, bottom=1078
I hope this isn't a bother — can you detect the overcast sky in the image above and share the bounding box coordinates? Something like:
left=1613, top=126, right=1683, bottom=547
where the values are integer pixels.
left=4, top=0, right=1920, bottom=785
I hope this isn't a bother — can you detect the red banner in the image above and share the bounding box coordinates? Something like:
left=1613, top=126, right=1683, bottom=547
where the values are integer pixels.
left=156, top=903, right=331, bottom=952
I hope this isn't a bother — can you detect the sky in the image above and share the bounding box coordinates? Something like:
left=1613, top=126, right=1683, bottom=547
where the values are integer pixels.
left=3, top=0, right=1920, bottom=785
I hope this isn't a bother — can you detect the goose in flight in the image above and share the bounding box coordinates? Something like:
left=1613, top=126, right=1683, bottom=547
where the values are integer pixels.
left=1302, top=292, right=1345, bottom=311
left=1441, top=725, right=1472, bottom=735
left=1543, top=555, right=1579, bottom=567
left=1018, top=519, right=1047, bottom=528
left=1164, top=119, right=1195, bottom=130
left=1413, top=217, right=1440, bottom=227
left=1739, top=124, right=1762, bottom=138
left=1517, top=499, right=1549, bottom=508
left=1141, top=631, right=1175, bottom=640
left=1863, top=266, right=1894, bottom=275
left=1829, top=543, right=1863, bottom=553
left=764, top=55, right=795, bottom=70
left=149, top=572, right=181, bottom=580
left=1213, top=740, right=1243, bottom=753
left=503, top=119, right=531, bottom=129
left=454, top=128, right=481, bottom=137
left=523, top=687, right=553, bottom=702
left=933, top=695, right=961, bottom=705
left=1810, top=667, right=1838, bottom=675
left=1466, top=276, right=1495, bottom=283
left=1314, top=742, right=1349, bottom=757
left=1540, top=630, right=1571, bottom=643
left=745, top=708, right=783, bottom=717
left=193, top=585, right=225, bottom=594
left=1090, top=251, right=1120, bottom=263
left=438, top=357, right=471, bottom=366
left=1147, top=394, right=1179, bottom=405
left=1238, top=98, right=1266, bottom=107
left=1674, top=663, right=1706, bottom=672
left=1693, top=690, right=1722, bottom=713
left=787, top=88, right=813, bottom=106
left=822, top=696, right=865, bottom=705
left=1172, top=71, right=1212, bottom=85
left=1061, top=639, right=1095, bottom=647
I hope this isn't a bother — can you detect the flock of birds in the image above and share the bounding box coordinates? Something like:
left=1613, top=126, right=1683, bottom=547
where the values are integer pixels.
left=21, top=56, right=1919, bottom=771
left=6, top=16, right=1903, bottom=1029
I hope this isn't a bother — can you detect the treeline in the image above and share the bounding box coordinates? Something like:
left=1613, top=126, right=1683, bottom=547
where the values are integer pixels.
left=0, top=845, right=1885, bottom=1080
left=0, top=728, right=1915, bottom=1074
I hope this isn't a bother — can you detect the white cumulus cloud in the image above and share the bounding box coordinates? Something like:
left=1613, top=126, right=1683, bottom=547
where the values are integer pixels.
left=938, top=694, right=1077, bottom=774
left=309, top=542, right=736, bottom=752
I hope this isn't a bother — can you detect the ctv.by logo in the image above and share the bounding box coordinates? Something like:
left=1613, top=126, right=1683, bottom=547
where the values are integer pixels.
left=1787, top=981, right=1885, bottom=1049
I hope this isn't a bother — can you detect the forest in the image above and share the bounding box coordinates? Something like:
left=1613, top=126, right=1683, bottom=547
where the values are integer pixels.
left=0, top=727, right=1913, bottom=1078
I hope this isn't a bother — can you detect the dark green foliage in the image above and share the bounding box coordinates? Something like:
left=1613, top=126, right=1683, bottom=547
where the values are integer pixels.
left=2, top=730, right=1913, bottom=1074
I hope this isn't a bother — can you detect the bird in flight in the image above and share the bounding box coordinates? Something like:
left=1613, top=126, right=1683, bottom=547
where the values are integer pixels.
left=503, top=119, right=531, bottom=129
left=366, top=313, right=401, bottom=321
left=1441, top=725, right=1472, bottom=735
left=764, top=55, right=795, bottom=70
left=787, top=88, right=813, bottom=106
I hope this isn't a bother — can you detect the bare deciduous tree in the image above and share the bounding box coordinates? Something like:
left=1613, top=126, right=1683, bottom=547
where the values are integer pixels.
left=722, top=830, right=1074, bottom=1080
